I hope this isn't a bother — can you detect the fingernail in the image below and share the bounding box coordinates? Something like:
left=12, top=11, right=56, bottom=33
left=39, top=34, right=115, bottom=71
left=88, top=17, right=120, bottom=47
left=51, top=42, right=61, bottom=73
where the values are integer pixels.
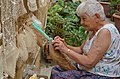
left=52, top=40, right=54, bottom=42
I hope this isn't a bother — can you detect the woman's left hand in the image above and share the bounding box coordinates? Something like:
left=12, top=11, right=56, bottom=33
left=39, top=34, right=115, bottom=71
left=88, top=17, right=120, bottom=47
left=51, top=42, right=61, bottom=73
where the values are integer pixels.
left=52, top=39, right=68, bottom=53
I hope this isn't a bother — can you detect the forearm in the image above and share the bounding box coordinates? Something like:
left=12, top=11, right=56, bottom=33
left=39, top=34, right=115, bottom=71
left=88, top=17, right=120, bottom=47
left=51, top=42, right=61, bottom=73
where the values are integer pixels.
left=67, top=45, right=83, bottom=54
left=64, top=49, right=94, bottom=69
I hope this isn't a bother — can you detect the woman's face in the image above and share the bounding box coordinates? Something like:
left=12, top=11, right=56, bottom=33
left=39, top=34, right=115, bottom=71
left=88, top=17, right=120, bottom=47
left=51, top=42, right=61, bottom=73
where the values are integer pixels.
left=80, top=13, right=97, bottom=31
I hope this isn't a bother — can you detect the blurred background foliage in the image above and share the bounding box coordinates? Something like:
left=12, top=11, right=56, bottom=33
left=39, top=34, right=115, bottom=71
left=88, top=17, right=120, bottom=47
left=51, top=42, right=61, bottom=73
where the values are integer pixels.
left=45, top=0, right=88, bottom=46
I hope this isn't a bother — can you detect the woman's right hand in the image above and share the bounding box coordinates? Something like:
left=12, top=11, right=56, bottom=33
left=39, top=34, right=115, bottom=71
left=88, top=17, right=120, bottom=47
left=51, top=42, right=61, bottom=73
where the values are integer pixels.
left=54, top=36, right=68, bottom=47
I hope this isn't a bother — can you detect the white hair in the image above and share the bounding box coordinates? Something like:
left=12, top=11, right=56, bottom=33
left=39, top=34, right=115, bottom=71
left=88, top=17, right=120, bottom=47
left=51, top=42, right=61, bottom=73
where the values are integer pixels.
left=76, top=0, right=106, bottom=20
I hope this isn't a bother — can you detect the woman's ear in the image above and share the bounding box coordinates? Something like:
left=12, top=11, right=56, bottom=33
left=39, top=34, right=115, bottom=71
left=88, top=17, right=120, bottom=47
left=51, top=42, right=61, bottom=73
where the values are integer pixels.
left=95, top=13, right=101, bottom=23
left=95, top=13, right=100, bottom=19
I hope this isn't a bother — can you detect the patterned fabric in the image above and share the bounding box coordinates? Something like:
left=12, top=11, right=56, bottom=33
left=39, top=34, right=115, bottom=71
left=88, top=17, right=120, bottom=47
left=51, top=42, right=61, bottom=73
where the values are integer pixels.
left=81, top=24, right=120, bottom=77
left=50, top=65, right=119, bottom=79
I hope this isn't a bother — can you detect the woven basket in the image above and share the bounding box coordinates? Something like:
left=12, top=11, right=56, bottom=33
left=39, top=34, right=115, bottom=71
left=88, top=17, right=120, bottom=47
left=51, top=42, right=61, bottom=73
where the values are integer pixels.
left=48, top=42, right=77, bottom=70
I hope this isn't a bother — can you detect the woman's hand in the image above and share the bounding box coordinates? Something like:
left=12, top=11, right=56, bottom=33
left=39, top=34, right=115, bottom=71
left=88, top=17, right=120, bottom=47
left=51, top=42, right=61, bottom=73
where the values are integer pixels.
left=52, top=36, right=68, bottom=53
left=54, top=36, right=68, bottom=47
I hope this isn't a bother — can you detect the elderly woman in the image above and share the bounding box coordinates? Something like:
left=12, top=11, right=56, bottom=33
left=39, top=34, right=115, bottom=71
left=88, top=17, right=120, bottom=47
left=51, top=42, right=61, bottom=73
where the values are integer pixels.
left=50, top=0, right=120, bottom=79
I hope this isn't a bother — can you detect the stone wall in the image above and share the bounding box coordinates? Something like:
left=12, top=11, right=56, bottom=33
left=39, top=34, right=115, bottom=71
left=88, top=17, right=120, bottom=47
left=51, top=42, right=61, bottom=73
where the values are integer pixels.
left=0, top=0, right=51, bottom=78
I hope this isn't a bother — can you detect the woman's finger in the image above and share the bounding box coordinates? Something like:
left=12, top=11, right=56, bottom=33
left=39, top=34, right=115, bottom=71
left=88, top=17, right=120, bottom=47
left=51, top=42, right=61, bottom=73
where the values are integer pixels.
left=54, top=46, right=59, bottom=50
left=52, top=39, right=60, bottom=45
left=59, top=38, right=64, bottom=42
left=54, top=36, right=60, bottom=40
left=53, top=43, right=60, bottom=50
left=53, top=43, right=59, bottom=47
left=54, top=36, right=64, bottom=41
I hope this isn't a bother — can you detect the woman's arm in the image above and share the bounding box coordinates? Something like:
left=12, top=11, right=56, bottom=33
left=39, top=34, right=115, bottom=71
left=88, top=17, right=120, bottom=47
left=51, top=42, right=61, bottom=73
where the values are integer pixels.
left=67, top=40, right=86, bottom=54
left=54, top=36, right=86, bottom=54
left=53, top=29, right=111, bottom=69
left=65, top=29, right=111, bottom=69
